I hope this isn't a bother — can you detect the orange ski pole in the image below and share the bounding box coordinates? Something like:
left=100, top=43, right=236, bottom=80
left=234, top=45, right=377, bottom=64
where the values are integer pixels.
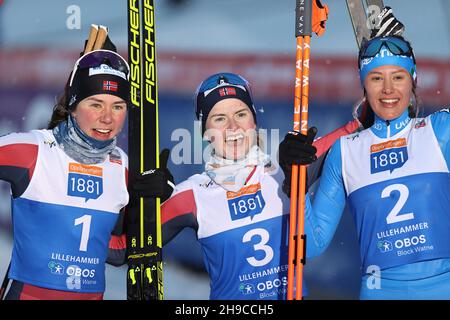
left=286, top=33, right=305, bottom=300
left=287, top=0, right=328, bottom=300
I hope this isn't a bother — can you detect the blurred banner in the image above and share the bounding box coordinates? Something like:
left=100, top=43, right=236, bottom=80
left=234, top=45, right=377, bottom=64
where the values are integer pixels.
left=1, top=49, right=449, bottom=107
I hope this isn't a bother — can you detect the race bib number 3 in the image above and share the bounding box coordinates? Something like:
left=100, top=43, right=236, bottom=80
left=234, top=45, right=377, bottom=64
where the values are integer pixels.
left=227, top=183, right=266, bottom=221
left=68, top=163, right=103, bottom=201
left=370, top=138, right=408, bottom=174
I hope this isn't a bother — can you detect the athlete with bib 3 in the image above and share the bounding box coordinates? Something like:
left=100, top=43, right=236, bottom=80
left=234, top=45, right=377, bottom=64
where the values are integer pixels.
left=159, top=73, right=314, bottom=300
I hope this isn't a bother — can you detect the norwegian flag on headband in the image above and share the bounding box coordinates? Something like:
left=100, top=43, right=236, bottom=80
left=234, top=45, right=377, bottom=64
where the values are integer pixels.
left=103, top=80, right=118, bottom=92
left=219, top=87, right=236, bottom=97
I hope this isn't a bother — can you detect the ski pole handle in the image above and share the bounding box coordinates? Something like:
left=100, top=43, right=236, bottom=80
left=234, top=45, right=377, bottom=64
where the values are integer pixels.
left=295, top=0, right=312, bottom=37
left=287, top=0, right=313, bottom=301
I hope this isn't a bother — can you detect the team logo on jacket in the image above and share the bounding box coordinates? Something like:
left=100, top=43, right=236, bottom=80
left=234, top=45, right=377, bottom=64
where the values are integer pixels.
left=370, top=138, right=408, bottom=174
left=67, top=163, right=103, bottom=201
left=226, top=183, right=265, bottom=221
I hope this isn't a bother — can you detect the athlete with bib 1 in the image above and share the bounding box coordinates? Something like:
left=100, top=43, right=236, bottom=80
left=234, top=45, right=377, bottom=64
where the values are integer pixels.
left=0, top=32, right=172, bottom=300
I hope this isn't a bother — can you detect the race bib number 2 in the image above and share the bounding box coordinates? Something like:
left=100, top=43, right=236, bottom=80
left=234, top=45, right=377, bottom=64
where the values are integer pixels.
left=370, top=138, right=408, bottom=174
left=68, top=163, right=103, bottom=201
left=227, top=183, right=266, bottom=221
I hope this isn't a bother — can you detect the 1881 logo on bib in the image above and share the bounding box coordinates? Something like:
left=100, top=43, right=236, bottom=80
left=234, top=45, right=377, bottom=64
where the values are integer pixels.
left=370, top=138, right=408, bottom=174
left=67, top=163, right=103, bottom=201
left=226, top=183, right=265, bottom=221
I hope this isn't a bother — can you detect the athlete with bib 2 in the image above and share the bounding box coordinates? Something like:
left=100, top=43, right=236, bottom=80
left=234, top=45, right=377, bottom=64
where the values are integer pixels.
left=279, top=35, right=450, bottom=299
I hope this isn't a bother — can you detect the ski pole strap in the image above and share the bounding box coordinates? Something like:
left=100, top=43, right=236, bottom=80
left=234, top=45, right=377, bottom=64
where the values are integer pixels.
left=312, top=0, right=329, bottom=36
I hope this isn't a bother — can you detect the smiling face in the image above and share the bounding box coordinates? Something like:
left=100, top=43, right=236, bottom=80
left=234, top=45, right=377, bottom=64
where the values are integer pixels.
left=71, top=94, right=127, bottom=141
left=204, top=98, right=257, bottom=160
left=364, top=65, right=413, bottom=121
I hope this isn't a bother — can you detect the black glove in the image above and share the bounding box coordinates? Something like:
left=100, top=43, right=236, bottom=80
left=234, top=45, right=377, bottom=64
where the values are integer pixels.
left=370, top=6, right=405, bottom=38
left=279, top=127, right=318, bottom=196
left=129, top=149, right=174, bottom=203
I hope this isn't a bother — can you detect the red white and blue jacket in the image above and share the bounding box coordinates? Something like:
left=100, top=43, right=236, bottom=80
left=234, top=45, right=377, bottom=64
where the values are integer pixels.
left=1, top=130, right=128, bottom=299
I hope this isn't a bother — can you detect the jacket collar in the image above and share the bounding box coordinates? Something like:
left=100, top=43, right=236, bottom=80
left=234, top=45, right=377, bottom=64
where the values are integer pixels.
left=370, top=109, right=411, bottom=139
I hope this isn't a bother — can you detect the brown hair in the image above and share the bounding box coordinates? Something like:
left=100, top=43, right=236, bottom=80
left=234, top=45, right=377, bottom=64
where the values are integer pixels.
left=48, top=79, right=71, bottom=129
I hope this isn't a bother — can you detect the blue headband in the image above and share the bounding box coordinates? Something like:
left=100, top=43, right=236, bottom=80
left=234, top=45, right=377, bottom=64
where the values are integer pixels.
left=359, top=46, right=417, bottom=86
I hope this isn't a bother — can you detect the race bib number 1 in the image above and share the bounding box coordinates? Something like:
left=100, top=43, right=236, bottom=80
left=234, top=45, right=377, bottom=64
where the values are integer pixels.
left=67, top=163, right=103, bottom=201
